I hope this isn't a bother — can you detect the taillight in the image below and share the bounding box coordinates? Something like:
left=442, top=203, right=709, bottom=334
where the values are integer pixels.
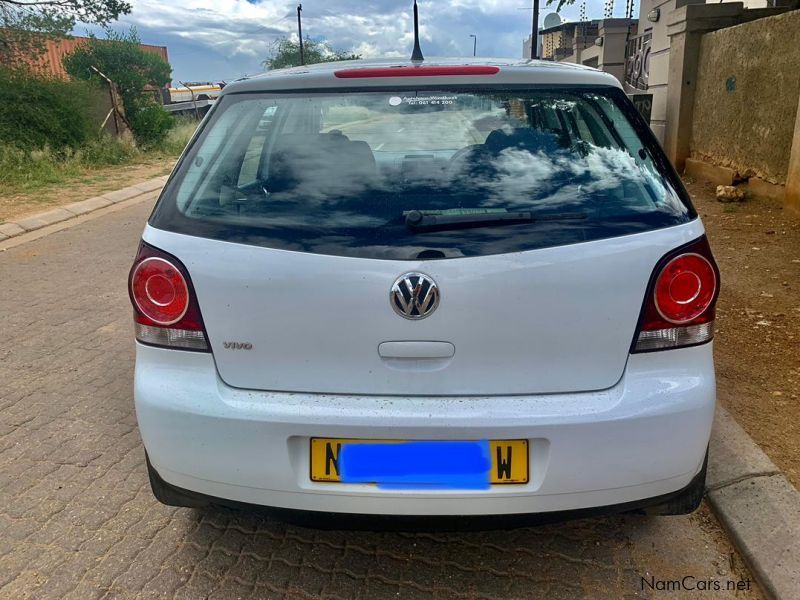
left=131, top=258, right=189, bottom=325
left=632, top=236, right=719, bottom=353
left=128, top=243, right=209, bottom=351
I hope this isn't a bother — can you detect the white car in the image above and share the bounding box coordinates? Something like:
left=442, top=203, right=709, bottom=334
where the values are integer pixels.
left=130, top=58, right=719, bottom=525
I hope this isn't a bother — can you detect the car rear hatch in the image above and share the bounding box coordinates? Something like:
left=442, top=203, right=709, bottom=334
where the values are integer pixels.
left=145, top=82, right=699, bottom=396
left=144, top=221, right=703, bottom=396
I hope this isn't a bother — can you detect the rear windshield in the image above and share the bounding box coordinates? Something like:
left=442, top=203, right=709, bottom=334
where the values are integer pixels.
left=150, top=87, right=694, bottom=260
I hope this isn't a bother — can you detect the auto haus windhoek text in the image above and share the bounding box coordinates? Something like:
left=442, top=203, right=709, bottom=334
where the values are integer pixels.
left=641, top=575, right=752, bottom=592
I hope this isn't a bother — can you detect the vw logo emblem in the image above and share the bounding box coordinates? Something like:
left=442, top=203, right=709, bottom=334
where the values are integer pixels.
left=390, top=272, right=440, bottom=320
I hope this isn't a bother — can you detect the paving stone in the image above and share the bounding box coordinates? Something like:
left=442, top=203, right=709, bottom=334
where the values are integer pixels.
left=131, top=178, right=165, bottom=194
left=0, top=199, right=761, bottom=599
left=709, top=475, right=800, bottom=600
left=13, top=208, right=74, bottom=231
left=11, top=217, right=48, bottom=232
left=685, top=157, right=738, bottom=187
left=708, top=406, right=779, bottom=489
left=63, top=197, right=113, bottom=216
left=0, top=222, right=25, bottom=238
left=707, top=407, right=800, bottom=600
left=101, top=186, right=144, bottom=203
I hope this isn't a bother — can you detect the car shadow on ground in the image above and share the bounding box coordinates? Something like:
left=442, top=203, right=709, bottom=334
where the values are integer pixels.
left=161, top=503, right=650, bottom=598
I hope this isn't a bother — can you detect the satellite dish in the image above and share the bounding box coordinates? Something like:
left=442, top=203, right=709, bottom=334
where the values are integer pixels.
left=543, top=12, right=562, bottom=29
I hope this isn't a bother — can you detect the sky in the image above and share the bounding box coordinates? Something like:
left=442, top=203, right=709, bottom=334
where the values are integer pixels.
left=76, top=0, right=637, bottom=85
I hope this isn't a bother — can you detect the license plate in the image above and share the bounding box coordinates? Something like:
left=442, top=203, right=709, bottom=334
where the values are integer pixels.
left=310, top=439, right=528, bottom=486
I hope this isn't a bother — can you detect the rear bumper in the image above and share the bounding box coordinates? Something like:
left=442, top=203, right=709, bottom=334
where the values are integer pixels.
left=146, top=452, right=707, bottom=529
left=134, top=343, right=715, bottom=516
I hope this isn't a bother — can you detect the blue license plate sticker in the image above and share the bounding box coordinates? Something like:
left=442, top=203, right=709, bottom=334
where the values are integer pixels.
left=339, top=440, right=492, bottom=490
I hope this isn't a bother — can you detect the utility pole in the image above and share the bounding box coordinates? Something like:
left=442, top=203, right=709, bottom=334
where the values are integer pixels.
left=297, top=4, right=305, bottom=66
left=530, top=0, right=540, bottom=59
left=469, top=34, right=477, bottom=57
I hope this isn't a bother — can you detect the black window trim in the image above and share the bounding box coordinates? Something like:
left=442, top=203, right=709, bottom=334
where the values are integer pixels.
left=148, top=84, right=697, bottom=260
left=153, top=84, right=696, bottom=223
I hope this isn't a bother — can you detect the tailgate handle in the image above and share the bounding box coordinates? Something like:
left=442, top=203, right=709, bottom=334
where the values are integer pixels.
left=378, top=341, right=455, bottom=359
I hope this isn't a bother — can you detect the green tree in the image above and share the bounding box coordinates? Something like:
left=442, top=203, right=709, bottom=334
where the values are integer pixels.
left=63, top=28, right=174, bottom=146
left=263, top=36, right=360, bottom=70
left=0, top=0, right=131, bottom=66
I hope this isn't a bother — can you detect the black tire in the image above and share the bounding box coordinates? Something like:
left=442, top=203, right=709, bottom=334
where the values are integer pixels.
left=146, top=453, right=210, bottom=508
left=644, top=449, right=708, bottom=516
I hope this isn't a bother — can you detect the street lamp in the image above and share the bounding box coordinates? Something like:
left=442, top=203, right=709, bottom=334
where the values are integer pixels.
left=469, top=34, right=477, bottom=57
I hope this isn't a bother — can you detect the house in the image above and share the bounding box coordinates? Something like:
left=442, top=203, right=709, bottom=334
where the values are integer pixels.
left=524, top=18, right=637, bottom=87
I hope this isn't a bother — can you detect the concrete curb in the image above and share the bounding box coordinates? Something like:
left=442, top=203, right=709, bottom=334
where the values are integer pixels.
left=707, top=405, right=800, bottom=599
left=0, top=175, right=168, bottom=241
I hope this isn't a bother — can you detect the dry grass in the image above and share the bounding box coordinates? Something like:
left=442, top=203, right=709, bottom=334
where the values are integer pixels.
left=0, top=120, right=197, bottom=223
left=0, top=118, right=197, bottom=209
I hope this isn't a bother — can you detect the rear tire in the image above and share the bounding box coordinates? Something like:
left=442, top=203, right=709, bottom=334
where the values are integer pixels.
left=644, top=449, right=708, bottom=516
left=146, top=453, right=210, bottom=508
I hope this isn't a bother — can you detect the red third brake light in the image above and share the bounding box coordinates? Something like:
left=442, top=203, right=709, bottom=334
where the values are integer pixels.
left=334, top=66, right=500, bottom=78
left=129, top=243, right=209, bottom=351
left=633, top=236, right=720, bottom=353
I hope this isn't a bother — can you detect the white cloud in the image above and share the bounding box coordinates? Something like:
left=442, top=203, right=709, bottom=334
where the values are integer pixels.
left=88, top=0, right=628, bottom=82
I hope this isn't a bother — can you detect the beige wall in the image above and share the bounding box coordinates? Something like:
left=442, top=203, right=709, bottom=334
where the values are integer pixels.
left=596, top=20, right=635, bottom=85
left=633, top=0, right=768, bottom=144
left=551, top=19, right=633, bottom=86
left=787, top=94, right=800, bottom=214
left=689, top=10, right=800, bottom=184
left=541, top=30, right=566, bottom=60
left=636, top=0, right=706, bottom=143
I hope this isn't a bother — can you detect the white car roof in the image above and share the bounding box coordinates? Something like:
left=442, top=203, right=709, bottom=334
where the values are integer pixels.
left=223, top=57, right=622, bottom=94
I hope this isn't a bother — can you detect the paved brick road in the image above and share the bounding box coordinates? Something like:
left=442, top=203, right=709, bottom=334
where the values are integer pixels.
left=0, top=199, right=759, bottom=599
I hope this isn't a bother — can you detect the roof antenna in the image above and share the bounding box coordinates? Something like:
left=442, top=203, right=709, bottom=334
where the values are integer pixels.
left=411, top=0, right=424, bottom=63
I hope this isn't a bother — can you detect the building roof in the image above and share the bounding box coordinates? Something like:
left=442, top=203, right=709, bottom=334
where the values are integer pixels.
left=540, top=19, right=600, bottom=35
left=223, top=56, right=621, bottom=95
left=16, top=35, right=168, bottom=80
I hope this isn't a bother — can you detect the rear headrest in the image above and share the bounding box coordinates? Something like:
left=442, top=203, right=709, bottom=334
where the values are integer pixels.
left=484, top=128, right=564, bottom=155
left=268, top=133, right=376, bottom=194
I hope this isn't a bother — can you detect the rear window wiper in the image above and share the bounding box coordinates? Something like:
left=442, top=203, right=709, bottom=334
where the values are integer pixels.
left=404, top=209, right=587, bottom=232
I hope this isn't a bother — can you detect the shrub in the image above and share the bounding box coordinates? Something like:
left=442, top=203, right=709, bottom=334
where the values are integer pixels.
left=128, top=97, right=175, bottom=147
left=63, top=29, right=175, bottom=146
left=154, top=117, right=197, bottom=155
left=0, top=67, right=96, bottom=150
left=0, top=145, right=68, bottom=189
left=78, top=135, right=138, bottom=166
